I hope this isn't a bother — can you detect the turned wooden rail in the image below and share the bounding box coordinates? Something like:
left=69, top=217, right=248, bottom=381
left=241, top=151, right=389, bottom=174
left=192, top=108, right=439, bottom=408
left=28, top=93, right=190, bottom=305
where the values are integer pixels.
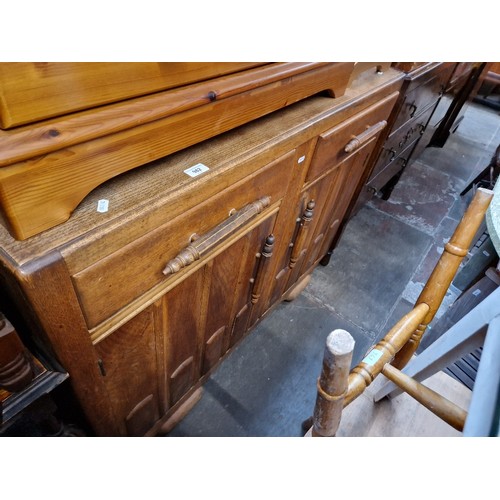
left=391, top=187, right=494, bottom=371
left=304, top=187, right=494, bottom=436
left=344, top=120, right=387, bottom=153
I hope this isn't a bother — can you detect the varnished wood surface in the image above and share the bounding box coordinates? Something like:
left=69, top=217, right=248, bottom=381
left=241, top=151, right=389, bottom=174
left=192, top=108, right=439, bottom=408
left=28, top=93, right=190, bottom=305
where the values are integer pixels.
left=0, top=62, right=355, bottom=240
left=305, top=92, right=398, bottom=184
left=72, top=154, right=291, bottom=329
left=0, top=62, right=267, bottom=129
left=392, top=187, right=494, bottom=369
left=16, top=252, right=119, bottom=435
left=0, top=67, right=405, bottom=435
left=95, top=306, right=161, bottom=436
left=0, top=67, right=404, bottom=266
left=0, top=63, right=334, bottom=167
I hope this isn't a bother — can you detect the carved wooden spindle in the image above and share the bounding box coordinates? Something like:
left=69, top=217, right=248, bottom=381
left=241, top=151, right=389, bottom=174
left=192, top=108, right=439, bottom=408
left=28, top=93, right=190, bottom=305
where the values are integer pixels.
left=251, top=234, right=275, bottom=304
left=307, top=329, right=355, bottom=437
left=343, top=303, right=429, bottom=407
left=0, top=313, right=35, bottom=393
left=391, top=187, right=494, bottom=370
left=289, top=200, right=315, bottom=269
left=163, top=196, right=270, bottom=276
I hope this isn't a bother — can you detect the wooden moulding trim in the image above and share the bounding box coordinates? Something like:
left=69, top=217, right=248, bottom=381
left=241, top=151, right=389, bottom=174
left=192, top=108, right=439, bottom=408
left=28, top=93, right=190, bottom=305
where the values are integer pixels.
left=89, top=203, right=281, bottom=345
left=0, top=63, right=333, bottom=168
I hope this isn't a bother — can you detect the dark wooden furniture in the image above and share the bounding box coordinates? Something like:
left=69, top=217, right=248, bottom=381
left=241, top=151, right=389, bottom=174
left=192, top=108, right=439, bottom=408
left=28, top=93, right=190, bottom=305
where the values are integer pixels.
left=0, top=64, right=403, bottom=436
left=429, top=62, right=487, bottom=148
left=360, top=62, right=456, bottom=201
left=473, top=62, right=500, bottom=110
left=0, top=310, right=68, bottom=429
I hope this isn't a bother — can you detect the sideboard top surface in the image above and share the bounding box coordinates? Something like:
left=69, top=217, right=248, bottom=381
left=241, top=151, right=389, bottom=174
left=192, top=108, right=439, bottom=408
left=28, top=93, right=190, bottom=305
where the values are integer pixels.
left=0, top=67, right=404, bottom=268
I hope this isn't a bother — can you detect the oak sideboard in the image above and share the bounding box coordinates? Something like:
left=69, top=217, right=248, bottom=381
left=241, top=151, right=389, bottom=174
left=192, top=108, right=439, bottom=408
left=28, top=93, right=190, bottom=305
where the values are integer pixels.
left=0, top=64, right=404, bottom=435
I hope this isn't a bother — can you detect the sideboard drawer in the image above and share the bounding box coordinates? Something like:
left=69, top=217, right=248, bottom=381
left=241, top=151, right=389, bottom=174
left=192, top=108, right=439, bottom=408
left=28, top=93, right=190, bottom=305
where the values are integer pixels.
left=304, top=91, right=399, bottom=185
left=72, top=150, right=295, bottom=329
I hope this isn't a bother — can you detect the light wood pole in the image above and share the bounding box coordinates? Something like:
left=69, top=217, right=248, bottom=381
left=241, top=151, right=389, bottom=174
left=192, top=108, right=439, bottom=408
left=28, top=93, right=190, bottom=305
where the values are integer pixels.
left=391, top=187, right=494, bottom=370
left=305, top=329, right=355, bottom=437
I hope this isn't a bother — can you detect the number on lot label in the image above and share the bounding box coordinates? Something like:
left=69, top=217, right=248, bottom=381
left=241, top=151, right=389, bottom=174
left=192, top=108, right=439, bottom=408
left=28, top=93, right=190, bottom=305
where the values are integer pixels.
left=184, top=163, right=210, bottom=178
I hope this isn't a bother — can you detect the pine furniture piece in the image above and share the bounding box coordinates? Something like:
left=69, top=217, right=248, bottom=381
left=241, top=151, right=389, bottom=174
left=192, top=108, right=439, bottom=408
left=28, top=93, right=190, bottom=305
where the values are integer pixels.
left=0, top=64, right=403, bottom=436
left=0, top=62, right=354, bottom=240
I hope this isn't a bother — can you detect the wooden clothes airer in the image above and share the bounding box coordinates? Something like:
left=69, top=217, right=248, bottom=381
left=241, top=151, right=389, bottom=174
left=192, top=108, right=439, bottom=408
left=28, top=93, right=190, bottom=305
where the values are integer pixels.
left=304, top=186, right=494, bottom=437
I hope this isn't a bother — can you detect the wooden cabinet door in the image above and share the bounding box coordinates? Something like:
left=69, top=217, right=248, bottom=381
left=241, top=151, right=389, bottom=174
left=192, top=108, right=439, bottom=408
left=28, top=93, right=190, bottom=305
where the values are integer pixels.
left=94, top=306, right=162, bottom=437
left=268, top=136, right=380, bottom=305
left=93, top=210, right=278, bottom=435
left=297, top=138, right=379, bottom=278
left=161, top=211, right=279, bottom=408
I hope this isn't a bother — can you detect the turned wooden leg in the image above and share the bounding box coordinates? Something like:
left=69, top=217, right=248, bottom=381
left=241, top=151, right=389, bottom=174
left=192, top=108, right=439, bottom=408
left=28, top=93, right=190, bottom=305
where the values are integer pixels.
left=0, top=313, right=35, bottom=393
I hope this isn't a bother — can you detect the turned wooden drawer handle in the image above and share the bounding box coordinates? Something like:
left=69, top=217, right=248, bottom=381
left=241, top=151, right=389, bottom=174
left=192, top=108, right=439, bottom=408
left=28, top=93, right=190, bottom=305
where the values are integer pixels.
left=344, top=120, right=387, bottom=153
left=162, top=196, right=271, bottom=276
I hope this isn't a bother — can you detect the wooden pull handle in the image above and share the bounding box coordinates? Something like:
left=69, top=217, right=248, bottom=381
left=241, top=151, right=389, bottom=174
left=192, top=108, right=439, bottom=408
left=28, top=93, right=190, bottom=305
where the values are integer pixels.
left=344, top=120, right=387, bottom=153
left=251, top=234, right=275, bottom=304
left=162, top=196, right=271, bottom=276
left=289, top=200, right=315, bottom=269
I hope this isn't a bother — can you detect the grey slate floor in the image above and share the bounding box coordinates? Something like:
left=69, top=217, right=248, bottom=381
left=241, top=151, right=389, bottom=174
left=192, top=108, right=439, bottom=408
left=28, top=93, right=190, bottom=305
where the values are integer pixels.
left=167, top=100, right=500, bottom=437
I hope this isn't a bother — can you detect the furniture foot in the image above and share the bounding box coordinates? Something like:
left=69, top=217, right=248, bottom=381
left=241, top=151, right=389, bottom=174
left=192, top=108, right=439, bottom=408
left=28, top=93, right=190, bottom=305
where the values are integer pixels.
left=156, top=387, right=204, bottom=435
left=283, top=274, right=311, bottom=302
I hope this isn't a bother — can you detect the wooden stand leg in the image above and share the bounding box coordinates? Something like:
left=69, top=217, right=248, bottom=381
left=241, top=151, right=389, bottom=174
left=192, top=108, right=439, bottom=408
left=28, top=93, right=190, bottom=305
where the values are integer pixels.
left=0, top=314, right=35, bottom=393
left=304, top=329, right=354, bottom=437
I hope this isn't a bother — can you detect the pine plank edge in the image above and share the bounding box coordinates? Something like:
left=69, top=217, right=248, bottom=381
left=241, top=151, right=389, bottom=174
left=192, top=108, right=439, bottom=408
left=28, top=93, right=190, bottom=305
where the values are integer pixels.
left=0, top=63, right=333, bottom=167
left=0, top=63, right=354, bottom=240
